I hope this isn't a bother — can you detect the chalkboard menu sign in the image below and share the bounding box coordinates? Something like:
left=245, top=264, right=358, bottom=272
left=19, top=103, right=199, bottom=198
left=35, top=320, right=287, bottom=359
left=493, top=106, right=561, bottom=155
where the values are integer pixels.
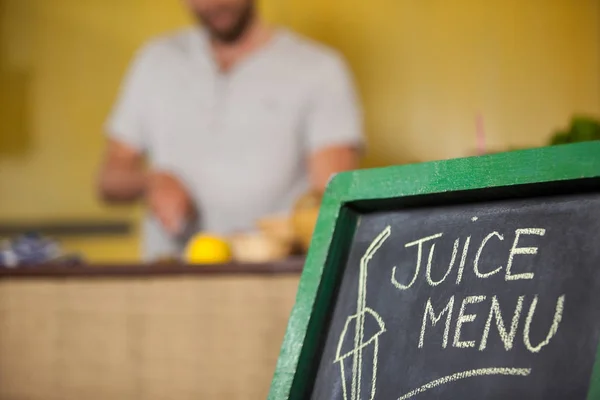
left=269, top=143, right=600, bottom=400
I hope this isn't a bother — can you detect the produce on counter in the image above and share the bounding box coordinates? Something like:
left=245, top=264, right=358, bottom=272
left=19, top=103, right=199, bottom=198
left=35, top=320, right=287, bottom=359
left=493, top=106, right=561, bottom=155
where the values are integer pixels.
left=291, top=190, right=322, bottom=252
left=229, top=231, right=293, bottom=264
left=0, top=233, right=82, bottom=267
left=256, top=214, right=295, bottom=245
left=184, top=234, right=232, bottom=265
left=550, top=116, right=600, bottom=145
left=181, top=190, right=323, bottom=264
left=226, top=190, right=322, bottom=263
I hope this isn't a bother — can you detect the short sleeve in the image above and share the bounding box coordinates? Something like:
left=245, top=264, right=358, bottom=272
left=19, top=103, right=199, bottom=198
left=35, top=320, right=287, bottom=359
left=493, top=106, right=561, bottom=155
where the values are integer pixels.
left=304, top=53, right=365, bottom=153
left=104, top=45, right=155, bottom=152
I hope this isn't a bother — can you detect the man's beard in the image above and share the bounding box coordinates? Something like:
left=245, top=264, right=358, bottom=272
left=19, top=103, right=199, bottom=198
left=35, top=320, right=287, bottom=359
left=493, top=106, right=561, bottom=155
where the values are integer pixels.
left=193, top=2, right=255, bottom=44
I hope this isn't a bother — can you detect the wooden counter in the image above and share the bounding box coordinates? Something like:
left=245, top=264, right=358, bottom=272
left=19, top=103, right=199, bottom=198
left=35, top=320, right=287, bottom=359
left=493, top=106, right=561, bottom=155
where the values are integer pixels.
left=0, top=258, right=303, bottom=400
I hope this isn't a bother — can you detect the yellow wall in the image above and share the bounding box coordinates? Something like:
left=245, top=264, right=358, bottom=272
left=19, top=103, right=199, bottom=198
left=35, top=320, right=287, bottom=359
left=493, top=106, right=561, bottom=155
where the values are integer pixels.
left=0, top=0, right=598, bottom=261
left=0, top=0, right=191, bottom=222
left=266, top=0, right=600, bottom=165
left=0, top=0, right=193, bottom=261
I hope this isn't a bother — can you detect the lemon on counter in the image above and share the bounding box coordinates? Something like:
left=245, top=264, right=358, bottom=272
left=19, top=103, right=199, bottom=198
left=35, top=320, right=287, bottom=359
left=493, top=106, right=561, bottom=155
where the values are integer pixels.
left=184, top=234, right=232, bottom=265
left=292, top=190, right=322, bottom=252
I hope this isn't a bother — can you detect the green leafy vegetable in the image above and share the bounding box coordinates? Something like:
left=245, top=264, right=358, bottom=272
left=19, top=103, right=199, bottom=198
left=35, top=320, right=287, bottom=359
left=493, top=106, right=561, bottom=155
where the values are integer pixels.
left=550, top=116, right=600, bottom=145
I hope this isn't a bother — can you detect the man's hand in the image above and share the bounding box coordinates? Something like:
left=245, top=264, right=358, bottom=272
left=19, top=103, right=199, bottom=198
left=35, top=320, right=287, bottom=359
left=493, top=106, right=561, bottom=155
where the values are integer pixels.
left=146, top=171, right=195, bottom=236
left=98, top=140, right=195, bottom=236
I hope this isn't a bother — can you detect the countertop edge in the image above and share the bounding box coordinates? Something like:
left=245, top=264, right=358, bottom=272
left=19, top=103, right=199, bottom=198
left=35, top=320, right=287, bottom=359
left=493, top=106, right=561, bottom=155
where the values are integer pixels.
left=0, top=257, right=305, bottom=279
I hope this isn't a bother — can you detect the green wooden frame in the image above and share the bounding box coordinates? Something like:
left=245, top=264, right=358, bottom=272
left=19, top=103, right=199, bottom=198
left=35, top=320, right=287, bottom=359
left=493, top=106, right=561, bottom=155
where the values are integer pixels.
left=268, top=142, right=600, bottom=400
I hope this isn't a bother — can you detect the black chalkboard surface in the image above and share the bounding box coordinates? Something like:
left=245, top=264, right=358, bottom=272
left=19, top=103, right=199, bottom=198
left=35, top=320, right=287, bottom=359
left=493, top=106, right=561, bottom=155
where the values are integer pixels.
left=310, top=192, right=600, bottom=400
left=268, top=143, right=600, bottom=400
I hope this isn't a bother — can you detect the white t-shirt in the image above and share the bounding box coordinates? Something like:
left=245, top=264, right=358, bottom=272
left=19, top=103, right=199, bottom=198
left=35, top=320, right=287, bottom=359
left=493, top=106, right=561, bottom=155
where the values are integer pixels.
left=106, top=27, right=363, bottom=260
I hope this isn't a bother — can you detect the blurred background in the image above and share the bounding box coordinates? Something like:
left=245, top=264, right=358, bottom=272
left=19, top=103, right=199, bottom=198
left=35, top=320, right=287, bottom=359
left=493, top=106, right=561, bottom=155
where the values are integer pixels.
left=0, top=0, right=598, bottom=263
left=0, top=1, right=598, bottom=399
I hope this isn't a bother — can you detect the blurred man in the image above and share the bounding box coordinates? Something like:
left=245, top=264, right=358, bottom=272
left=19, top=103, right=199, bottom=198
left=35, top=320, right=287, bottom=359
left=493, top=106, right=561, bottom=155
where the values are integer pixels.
left=98, top=0, right=364, bottom=260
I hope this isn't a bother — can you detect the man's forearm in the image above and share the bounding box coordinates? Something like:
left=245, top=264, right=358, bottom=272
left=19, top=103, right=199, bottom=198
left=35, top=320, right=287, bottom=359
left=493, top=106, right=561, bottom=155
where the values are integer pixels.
left=98, top=166, right=147, bottom=203
left=309, top=145, right=360, bottom=193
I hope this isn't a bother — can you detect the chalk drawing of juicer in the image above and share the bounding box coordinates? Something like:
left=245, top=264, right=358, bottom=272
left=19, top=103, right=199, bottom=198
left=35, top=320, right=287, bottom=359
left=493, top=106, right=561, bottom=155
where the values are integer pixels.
left=334, top=226, right=391, bottom=400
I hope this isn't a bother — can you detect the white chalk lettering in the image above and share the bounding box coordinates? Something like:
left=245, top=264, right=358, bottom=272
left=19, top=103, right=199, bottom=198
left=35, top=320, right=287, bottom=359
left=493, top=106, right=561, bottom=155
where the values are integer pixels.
left=419, top=296, right=455, bottom=348
left=506, top=228, right=546, bottom=281
left=426, top=238, right=459, bottom=286
left=479, top=296, right=524, bottom=351
left=524, top=294, right=565, bottom=353
left=453, top=295, right=486, bottom=348
left=455, top=236, right=471, bottom=284
left=474, top=232, right=505, bottom=278
left=335, top=226, right=390, bottom=400
left=392, top=233, right=443, bottom=290
left=397, top=367, right=531, bottom=400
